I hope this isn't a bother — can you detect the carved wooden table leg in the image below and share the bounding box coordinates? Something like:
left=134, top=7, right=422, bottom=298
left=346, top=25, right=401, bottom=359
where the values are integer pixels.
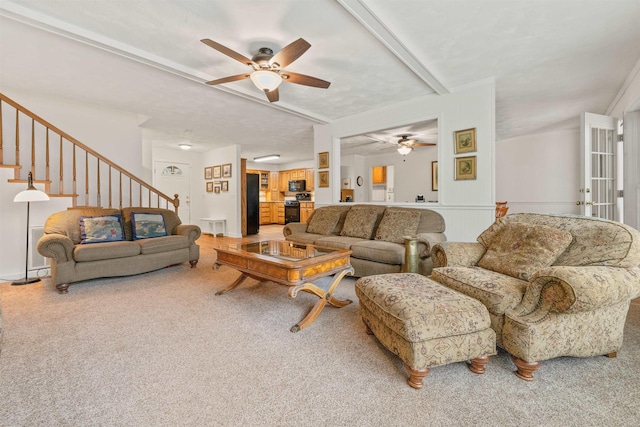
left=468, top=356, right=490, bottom=374
left=288, top=267, right=354, bottom=333
left=214, top=268, right=251, bottom=296
left=405, top=364, right=429, bottom=389
left=511, top=355, right=540, bottom=381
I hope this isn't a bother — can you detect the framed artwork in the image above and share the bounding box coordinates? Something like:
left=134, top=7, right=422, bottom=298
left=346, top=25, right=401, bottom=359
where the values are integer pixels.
left=318, top=151, right=329, bottom=169
left=222, top=163, right=232, bottom=178
left=206, top=181, right=213, bottom=193
left=212, top=165, right=222, bottom=179
left=455, top=156, right=477, bottom=180
left=318, top=171, right=329, bottom=188
left=431, top=161, right=438, bottom=191
left=213, top=182, right=221, bottom=194
left=204, top=166, right=213, bottom=180
left=221, top=180, right=228, bottom=192
left=454, top=128, right=477, bottom=154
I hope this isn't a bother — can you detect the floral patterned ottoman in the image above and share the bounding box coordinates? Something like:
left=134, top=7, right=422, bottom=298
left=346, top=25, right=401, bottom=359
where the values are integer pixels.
left=355, top=273, right=496, bottom=389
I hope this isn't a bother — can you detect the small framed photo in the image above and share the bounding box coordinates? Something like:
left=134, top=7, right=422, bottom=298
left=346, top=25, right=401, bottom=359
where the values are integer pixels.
left=222, top=163, right=232, bottom=178
left=318, top=151, right=329, bottom=169
left=213, top=182, right=221, bottom=194
left=213, top=165, right=222, bottom=179
left=454, top=128, right=477, bottom=154
left=318, top=170, right=329, bottom=188
left=431, top=161, right=438, bottom=191
left=206, top=181, right=213, bottom=192
left=204, top=167, right=213, bottom=180
left=455, top=156, right=477, bottom=180
left=221, top=180, right=228, bottom=192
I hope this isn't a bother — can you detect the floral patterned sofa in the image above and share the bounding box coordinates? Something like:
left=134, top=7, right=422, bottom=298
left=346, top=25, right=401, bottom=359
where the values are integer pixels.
left=283, top=204, right=446, bottom=277
left=430, top=213, right=640, bottom=380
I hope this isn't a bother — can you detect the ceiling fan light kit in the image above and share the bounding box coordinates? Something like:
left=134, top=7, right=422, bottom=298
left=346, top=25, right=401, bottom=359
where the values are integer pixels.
left=250, top=70, right=282, bottom=92
left=397, top=145, right=412, bottom=155
left=201, top=38, right=330, bottom=103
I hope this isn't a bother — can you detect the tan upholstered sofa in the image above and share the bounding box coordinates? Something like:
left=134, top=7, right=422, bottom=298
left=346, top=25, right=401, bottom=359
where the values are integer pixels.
left=283, top=204, right=446, bottom=277
left=430, top=213, right=640, bottom=380
left=37, top=207, right=200, bottom=293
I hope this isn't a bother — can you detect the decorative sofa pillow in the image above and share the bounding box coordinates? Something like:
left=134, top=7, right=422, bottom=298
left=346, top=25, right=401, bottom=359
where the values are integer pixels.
left=306, top=209, right=342, bottom=235
left=79, top=215, right=124, bottom=244
left=477, top=222, right=573, bottom=280
left=131, top=213, right=168, bottom=240
left=340, top=206, right=380, bottom=239
left=374, top=209, right=420, bottom=244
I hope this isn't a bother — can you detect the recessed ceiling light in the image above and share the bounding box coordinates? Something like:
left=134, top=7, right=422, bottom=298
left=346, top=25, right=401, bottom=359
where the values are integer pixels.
left=254, top=154, right=280, bottom=162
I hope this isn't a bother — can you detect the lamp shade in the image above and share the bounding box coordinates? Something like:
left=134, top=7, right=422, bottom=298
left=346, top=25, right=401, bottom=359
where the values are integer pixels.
left=250, top=70, right=283, bottom=92
left=397, top=145, right=412, bottom=155
left=14, top=172, right=50, bottom=202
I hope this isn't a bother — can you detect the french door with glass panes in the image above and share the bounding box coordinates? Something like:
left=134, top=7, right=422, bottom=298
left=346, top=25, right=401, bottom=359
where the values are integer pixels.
left=580, top=112, right=623, bottom=221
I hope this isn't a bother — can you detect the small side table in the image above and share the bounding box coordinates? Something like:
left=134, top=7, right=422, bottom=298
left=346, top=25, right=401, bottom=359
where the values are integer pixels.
left=200, top=218, right=226, bottom=237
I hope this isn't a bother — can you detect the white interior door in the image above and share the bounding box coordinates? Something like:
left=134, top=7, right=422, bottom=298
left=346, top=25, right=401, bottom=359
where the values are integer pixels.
left=154, top=161, right=191, bottom=224
left=580, top=112, right=623, bottom=221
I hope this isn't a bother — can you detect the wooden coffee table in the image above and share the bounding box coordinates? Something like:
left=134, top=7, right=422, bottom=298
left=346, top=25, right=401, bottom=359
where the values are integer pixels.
left=213, top=240, right=354, bottom=332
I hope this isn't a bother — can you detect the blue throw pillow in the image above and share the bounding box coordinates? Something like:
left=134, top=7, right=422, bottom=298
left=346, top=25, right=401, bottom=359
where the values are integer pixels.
left=80, top=215, right=124, bottom=244
left=131, top=213, right=167, bottom=240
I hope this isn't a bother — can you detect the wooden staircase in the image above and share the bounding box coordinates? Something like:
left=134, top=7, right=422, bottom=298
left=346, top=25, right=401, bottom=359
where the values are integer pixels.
left=0, top=92, right=179, bottom=211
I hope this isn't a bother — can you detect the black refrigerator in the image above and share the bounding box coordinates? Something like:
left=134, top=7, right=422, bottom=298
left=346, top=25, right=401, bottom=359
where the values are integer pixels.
left=246, top=173, right=259, bottom=235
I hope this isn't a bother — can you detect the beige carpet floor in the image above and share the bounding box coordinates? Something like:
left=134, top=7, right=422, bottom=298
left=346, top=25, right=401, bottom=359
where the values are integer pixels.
left=1, top=244, right=639, bottom=426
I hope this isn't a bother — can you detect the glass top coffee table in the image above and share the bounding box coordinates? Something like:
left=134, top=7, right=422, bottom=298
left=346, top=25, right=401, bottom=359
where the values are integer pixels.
left=213, top=240, right=354, bottom=332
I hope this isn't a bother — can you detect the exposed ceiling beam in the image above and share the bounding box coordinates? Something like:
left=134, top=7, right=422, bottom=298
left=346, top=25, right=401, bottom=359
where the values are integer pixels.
left=336, top=0, right=449, bottom=95
left=0, top=0, right=331, bottom=125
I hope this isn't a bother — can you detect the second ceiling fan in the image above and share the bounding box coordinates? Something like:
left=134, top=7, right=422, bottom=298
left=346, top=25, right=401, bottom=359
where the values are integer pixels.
left=201, top=38, right=331, bottom=102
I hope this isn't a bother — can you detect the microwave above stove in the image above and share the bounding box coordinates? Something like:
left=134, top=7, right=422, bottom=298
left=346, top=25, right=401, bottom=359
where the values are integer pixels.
left=288, top=179, right=306, bottom=192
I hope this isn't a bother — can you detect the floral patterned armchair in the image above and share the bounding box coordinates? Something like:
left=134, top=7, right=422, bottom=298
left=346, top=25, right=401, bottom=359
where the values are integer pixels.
left=430, top=213, right=640, bottom=380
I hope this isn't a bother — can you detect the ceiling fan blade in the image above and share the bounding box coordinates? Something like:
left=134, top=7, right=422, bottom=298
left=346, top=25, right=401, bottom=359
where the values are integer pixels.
left=281, top=71, right=331, bottom=89
left=265, top=88, right=279, bottom=103
left=201, top=39, right=258, bottom=67
left=269, top=38, right=311, bottom=69
left=205, top=74, right=251, bottom=85
left=413, top=142, right=437, bottom=147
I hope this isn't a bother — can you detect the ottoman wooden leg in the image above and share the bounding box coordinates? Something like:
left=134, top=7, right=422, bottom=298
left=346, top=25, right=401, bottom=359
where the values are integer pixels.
left=468, top=356, right=490, bottom=374
left=405, top=364, right=429, bottom=389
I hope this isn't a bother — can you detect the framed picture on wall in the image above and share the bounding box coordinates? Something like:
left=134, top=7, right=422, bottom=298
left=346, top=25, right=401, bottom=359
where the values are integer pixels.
left=204, top=167, right=213, bottom=180
left=221, top=180, right=228, bottom=192
left=213, top=182, right=221, bottom=194
left=318, top=171, right=329, bottom=187
left=206, top=181, right=213, bottom=192
left=213, top=165, right=222, bottom=179
left=454, top=128, right=477, bottom=154
left=455, top=156, right=477, bottom=180
left=318, top=151, right=329, bottom=169
left=431, top=161, right=438, bottom=191
left=222, top=163, right=232, bottom=178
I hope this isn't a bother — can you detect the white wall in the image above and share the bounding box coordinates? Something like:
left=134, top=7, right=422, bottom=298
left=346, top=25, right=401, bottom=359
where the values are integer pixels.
left=315, top=80, right=496, bottom=241
left=496, top=129, right=581, bottom=215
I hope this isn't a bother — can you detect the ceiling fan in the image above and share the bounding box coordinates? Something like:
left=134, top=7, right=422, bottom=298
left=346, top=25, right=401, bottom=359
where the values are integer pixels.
left=395, top=134, right=436, bottom=155
left=201, top=38, right=331, bottom=102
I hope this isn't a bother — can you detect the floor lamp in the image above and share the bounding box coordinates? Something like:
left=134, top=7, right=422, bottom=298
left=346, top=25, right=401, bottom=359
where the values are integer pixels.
left=12, top=172, right=50, bottom=286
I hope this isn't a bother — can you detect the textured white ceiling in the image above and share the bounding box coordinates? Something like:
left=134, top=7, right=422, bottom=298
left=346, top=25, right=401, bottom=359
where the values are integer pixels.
left=1, top=0, right=639, bottom=164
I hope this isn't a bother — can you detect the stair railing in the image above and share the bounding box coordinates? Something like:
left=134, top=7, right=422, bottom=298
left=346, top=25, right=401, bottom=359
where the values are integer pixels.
left=0, top=93, right=179, bottom=212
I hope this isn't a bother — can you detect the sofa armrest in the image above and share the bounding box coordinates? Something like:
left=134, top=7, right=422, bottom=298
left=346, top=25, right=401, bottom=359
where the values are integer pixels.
left=431, top=241, right=485, bottom=268
left=283, top=222, right=308, bottom=237
left=415, top=232, right=446, bottom=259
left=173, top=224, right=201, bottom=243
left=37, top=234, right=75, bottom=263
left=510, top=266, right=640, bottom=317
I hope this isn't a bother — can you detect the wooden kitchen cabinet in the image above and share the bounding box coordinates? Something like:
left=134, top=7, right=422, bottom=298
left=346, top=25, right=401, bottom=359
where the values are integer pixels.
left=259, top=202, right=271, bottom=225
left=279, top=170, right=290, bottom=192
left=277, top=204, right=285, bottom=224
left=300, top=202, right=314, bottom=223
left=305, top=168, right=314, bottom=191
left=270, top=202, right=279, bottom=223
left=372, top=166, right=386, bottom=184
